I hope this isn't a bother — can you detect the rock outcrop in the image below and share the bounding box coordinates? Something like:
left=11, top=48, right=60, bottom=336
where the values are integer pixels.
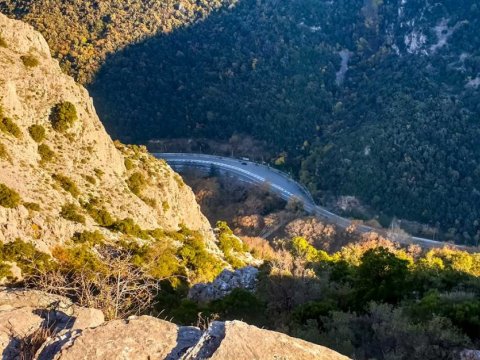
left=0, top=13, right=215, bottom=251
left=188, top=266, right=259, bottom=302
left=204, top=321, right=348, bottom=360
left=0, top=289, right=349, bottom=360
left=0, top=288, right=104, bottom=359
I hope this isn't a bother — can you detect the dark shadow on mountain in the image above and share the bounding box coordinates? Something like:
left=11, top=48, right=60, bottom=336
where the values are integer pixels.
left=88, top=0, right=363, bottom=145
left=88, top=0, right=480, bottom=243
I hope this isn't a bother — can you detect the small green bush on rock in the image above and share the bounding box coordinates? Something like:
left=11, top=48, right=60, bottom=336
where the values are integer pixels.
left=109, top=218, right=148, bottom=239
left=28, top=124, right=46, bottom=143
left=0, top=239, right=53, bottom=275
left=0, top=183, right=21, bottom=208
left=0, top=117, right=22, bottom=139
left=127, top=172, right=147, bottom=196
left=82, top=201, right=114, bottom=227
left=60, top=203, right=86, bottom=224
left=52, top=174, right=80, bottom=198
left=20, top=54, right=40, bottom=68
left=38, top=144, right=55, bottom=163
left=0, top=142, right=9, bottom=161
left=50, top=102, right=78, bottom=132
left=72, top=230, right=104, bottom=245
left=124, top=158, right=134, bottom=170
left=24, top=202, right=41, bottom=211
left=217, top=221, right=247, bottom=269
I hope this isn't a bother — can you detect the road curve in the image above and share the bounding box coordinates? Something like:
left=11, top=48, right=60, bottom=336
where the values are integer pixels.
left=154, top=153, right=463, bottom=249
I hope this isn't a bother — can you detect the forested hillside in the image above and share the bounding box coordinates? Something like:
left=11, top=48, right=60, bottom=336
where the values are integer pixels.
left=2, top=0, right=480, bottom=244
left=0, top=0, right=234, bottom=83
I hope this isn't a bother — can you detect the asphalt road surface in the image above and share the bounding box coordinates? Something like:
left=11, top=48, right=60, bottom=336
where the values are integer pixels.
left=154, top=153, right=462, bottom=249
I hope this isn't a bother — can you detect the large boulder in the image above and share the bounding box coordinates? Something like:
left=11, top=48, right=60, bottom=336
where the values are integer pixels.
left=183, top=321, right=350, bottom=360
left=0, top=289, right=105, bottom=359
left=0, top=288, right=104, bottom=330
left=36, top=316, right=202, bottom=360
left=0, top=307, right=44, bottom=359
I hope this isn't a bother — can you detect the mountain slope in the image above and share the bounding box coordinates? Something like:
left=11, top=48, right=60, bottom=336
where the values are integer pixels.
left=3, top=0, right=480, bottom=243
left=0, top=13, right=215, bottom=251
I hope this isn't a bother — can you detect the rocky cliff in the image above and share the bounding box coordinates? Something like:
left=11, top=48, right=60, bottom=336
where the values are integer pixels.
left=0, top=289, right=350, bottom=360
left=0, top=13, right=215, bottom=251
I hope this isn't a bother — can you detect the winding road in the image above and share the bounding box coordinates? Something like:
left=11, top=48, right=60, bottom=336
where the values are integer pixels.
left=154, top=153, right=461, bottom=249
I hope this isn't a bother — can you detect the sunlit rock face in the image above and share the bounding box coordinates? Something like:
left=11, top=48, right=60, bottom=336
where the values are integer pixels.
left=0, top=13, right=216, bottom=250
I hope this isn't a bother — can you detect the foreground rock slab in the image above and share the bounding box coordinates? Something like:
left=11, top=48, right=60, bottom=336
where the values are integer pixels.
left=41, top=318, right=349, bottom=360
left=209, top=321, right=349, bottom=360
left=0, top=289, right=349, bottom=360
left=37, top=316, right=201, bottom=360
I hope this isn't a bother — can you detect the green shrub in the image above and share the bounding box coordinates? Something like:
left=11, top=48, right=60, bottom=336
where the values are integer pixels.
left=20, top=54, right=40, bottom=68
left=52, top=174, right=80, bottom=197
left=60, top=203, right=86, bottom=224
left=72, top=230, right=104, bottom=245
left=0, top=117, right=22, bottom=139
left=0, top=239, right=53, bottom=275
left=169, top=299, right=203, bottom=325
left=24, top=202, right=41, bottom=211
left=109, top=218, right=148, bottom=239
left=84, top=175, right=96, bottom=185
left=52, top=244, right=103, bottom=273
left=209, top=288, right=267, bottom=324
left=0, top=183, right=21, bottom=208
left=217, top=221, right=247, bottom=269
left=127, top=172, right=147, bottom=196
left=162, top=201, right=170, bottom=212
left=141, top=196, right=156, bottom=207
left=177, top=226, right=224, bottom=283
left=0, top=36, right=7, bottom=48
left=50, top=102, right=78, bottom=132
left=0, top=263, right=12, bottom=279
left=28, top=124, right=46, bottom=142
left=124, top=158, right=134, bottom=170
left=38, top=144, right=55, bottom=163
left=0, top=142, right=10, bottom=161
left=126, top=239, right=180, bottom=279
left=85, top=205, right=114, bottom=227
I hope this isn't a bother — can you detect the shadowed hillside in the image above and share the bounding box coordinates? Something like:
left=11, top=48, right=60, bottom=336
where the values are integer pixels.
left=89, top=0, right=480, bottom=244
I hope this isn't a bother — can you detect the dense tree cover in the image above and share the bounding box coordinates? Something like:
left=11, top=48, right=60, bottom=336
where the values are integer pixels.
left=91, top=0, right=480, bottom=243
left=3, top=0, right=480, bottom=241
left=164, top=238, right=480, bottom=359
left=301, top=95, right=480, bottom=245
